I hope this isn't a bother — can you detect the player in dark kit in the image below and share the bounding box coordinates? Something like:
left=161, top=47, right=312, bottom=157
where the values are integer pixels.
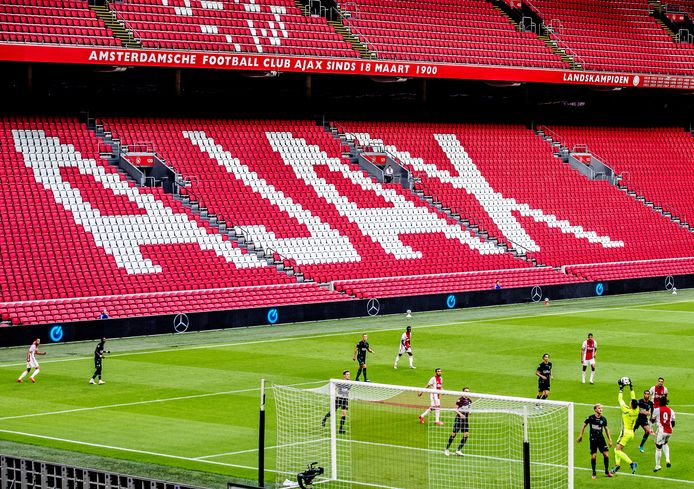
left=535, top=353, right=552, bottom=399
left=353, top=334, right=374, bottom=382
left=577, top=403, right=613, bottom=479
left=444, top=387, right=472, bottom=456
left=89, top=337, right=110, bottom=385
left=322, top=370, right=351, bottom=434
left=637, top=389, right=655, bottom=452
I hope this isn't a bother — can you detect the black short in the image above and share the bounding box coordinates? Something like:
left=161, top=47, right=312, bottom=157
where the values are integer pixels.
left=335, top=397, right=349, bottom=411
left=589, top=436, right=608, bottom=454
left=357, top=357, right=366, bottom=366
left=635, top=416, right=650, bottom=431
left=538, top=380, right=550, bottom=392
left=453, top=415, right=469, bottom=434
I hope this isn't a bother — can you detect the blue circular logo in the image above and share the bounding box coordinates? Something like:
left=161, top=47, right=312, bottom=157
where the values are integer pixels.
left=595, top=283, right=604, bottom=296
left=267, top=308, right=279, bottom=324
left=446, top=295, right=456, bottom=309
left=49, top=325, right=64, bottom=342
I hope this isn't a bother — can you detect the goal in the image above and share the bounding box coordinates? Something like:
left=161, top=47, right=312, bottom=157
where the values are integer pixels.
left=273, top=380, right=573, bottom=489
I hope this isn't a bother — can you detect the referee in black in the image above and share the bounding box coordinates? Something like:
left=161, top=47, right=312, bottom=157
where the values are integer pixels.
left=89, top=337, right=109, bottom=385
left=321, top=370, right=351, bottom=434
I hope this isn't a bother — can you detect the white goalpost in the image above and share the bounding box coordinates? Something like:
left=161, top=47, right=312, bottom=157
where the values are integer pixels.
left=273, top=380, right=573, bottom=489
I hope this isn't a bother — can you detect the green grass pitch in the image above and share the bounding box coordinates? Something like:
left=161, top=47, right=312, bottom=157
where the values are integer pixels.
left=1, top=290, right=693, bottom=488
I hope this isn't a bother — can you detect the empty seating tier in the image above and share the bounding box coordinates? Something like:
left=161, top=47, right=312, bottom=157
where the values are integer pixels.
left=547, top=126, right=694, bottom=228
left=0, top=0, right=118, bottom=46
left=530, top=0, right=694, bottom=75
left=0, top=117, right=345, bottom=325
left=337, top=121, right=694, bottom=277
left=341, top=0, right=567, bottom=68
left=111, top=0, right=358, bottom=57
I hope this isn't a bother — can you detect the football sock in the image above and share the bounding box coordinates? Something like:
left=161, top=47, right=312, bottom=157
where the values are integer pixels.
left=591, top=459, right=596, bottom=474
left=18, top=371, right=28, bottom=380
left=582, top=372, right=586, bottom=383
left=434, top=410, right=440, bottom=423
left=541, top=394, right=548, bottom=399
left=656, top=448, right=662, bottom=466
left=640, top=433, right=649, bottom=447
left=616, top=449, right=632, bottom=465
left=457, top=436, right=467, bottom=451
left=339, top=415, right=346, bottom=432
left=590, top=371, right=595, bottom=383
left=362, top=368, right=368, bottom=381
left=663, top=444, right=670, bottom=462
left=536, top=394, right=541, bottom=399
left=356, top=368, right=363, bottom=381
left=446, top=435, right=455, bottom=450
left=394, top=355, right=400, bottom=367
left=421, top=408, right=431, bottom=418
left=30, top=369, right=40, bottom=379
left=603, top=455, right=610, bottom=473
left=409, top=356, right=414, bottom=367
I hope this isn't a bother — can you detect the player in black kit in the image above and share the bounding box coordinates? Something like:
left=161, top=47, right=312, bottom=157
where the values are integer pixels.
left=445, top=387, right=472, bottom=456
left=535, top=353, right=552, bottom=399
left=322, top=370, right=351, bottom=434
left=89, top=337, right=109, bottom=385
left=636, top=389, right=655, bottom=452
left=577, top=403, right=613, bottom=479
left=352, top=334, right=374, bottom=382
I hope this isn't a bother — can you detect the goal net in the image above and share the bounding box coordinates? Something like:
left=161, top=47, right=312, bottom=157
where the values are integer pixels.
left=273, top=380, right=573, bottom=489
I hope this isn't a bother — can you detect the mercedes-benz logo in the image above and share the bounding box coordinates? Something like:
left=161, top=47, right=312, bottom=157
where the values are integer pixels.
left=665, top=276, right=675, bottom=291
left=531, top=286, right=543, bottom=303
left=366, top=298, right=381, bottom=317
left=173, top=313, right=190, bottom=333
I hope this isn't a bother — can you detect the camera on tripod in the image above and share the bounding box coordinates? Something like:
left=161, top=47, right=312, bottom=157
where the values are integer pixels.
left=297, top=462, right=324, bottom=488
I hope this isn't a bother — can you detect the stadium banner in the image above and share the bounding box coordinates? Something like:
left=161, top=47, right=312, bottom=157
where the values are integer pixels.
left=1, top=43, right=694, bottom=89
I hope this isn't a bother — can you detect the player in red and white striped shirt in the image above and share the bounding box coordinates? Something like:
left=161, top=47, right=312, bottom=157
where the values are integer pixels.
left=581, top=333, right=597, bottom=384
left=652, top=396, right=675, bottom=472
left=418, top=368, right=444, bottom=426
left=394, top=325, right=415, bottom=369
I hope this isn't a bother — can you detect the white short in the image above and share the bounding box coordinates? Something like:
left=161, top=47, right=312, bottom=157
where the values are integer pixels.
left=26, top=357, right=39, bottom=369
left=398, top=345, right=412, bottom=355
left=656, top=431, right=672, bottom=446
left=582, top=358, right=595, bottom=367
left=429, top=394, right=441, bottom=408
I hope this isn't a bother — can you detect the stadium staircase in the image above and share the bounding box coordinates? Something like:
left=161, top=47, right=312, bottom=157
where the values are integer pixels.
left=89, top=2, right=140, bottom=48
left=328, top=17, right=377, bottom=59
left=490, top=0, right=583, bottom=70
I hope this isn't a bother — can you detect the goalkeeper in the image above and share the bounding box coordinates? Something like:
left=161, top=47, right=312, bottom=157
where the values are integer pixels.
left=611, top=379, right=639, bottom=475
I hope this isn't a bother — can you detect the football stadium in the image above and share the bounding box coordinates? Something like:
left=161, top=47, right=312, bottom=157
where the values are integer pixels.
left=1, top=0, right=694, bottom=487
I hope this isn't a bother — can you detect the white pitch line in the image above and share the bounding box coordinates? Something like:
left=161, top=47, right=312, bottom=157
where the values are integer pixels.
left=0, top=428, right=286, bottom=474
left=0, top=380, right=325, bottom=422
left=195, top=439, right=317, bottom=460
left=1, top=297, right=691, bottom=369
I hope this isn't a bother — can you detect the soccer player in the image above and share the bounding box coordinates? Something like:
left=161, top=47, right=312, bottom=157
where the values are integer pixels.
left=352, top=334, right=374, bottom=382
left=418, top=368, right=444, bottom=425
left=321, top=370, right=351, bottom=434
left=611, top=380, right=639, bottom=475
left=17, top=338, right=46, bottom=383
left=535, top=353, right=552, bottom=399
left=649, top=377, right=669, bottom=409
left=89, top=337, right=110, bottom=384
left=636, top=389, right=655, bottom=453
left=577, top=403, right=613, bottom=479
left=394, top=325, right=415, bottom=369
left=444, top=387, right=472, bottom=456
left=652, top=395, right=675, bottom=472
left=581, top=333, right=597, bottom=384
